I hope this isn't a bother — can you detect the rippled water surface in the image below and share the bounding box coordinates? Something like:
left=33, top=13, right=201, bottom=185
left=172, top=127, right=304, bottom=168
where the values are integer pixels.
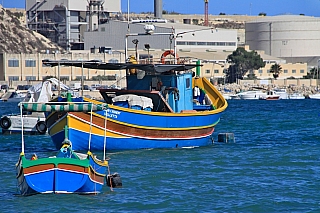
left=1, top=100, right=320, bottom=212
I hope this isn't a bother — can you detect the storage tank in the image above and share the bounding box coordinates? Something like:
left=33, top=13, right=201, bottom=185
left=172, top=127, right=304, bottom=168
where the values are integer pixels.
left=245, top=15, right=320, bottom=59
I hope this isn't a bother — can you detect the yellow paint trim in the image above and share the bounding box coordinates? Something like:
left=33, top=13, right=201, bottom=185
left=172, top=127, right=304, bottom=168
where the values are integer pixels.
left=87, top=152, right=109, bottom=167
left=83, top=97, right=105, bottom=105
left=91, top=111, right=219, bottom=130
left=68, top=114, right=128, bottom=138
left=193, top=77, right=228, bottom=113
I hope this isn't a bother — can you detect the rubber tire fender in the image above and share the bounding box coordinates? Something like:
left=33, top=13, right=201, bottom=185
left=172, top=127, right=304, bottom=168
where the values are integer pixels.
left=36, top=121, right=47, bottom=134
left=0, top=116, right=11, bottom=129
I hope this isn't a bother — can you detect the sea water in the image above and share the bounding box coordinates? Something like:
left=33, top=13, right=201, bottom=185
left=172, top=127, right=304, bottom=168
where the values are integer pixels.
left=0, top=100, right=320, bottom=212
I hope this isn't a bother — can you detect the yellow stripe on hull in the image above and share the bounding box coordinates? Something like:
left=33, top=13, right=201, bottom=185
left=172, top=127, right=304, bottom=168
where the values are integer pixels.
left=68, top=114, right=128, bottom=138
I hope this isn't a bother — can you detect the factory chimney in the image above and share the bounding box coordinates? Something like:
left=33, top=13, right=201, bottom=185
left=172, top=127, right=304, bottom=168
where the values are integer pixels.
left=154, top=0, right=163, bottom=18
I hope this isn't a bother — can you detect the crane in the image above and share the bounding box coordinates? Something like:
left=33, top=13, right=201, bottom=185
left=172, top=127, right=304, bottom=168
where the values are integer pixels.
left=204, top=0, right=209, bottom=26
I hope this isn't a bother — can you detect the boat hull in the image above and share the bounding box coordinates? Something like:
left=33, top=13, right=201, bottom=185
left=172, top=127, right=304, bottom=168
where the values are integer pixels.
left=48, top=110, right=217, bottom=150
left=1, top=113, right=46, bottom=135
left=16, top=153, right=108, bottom=195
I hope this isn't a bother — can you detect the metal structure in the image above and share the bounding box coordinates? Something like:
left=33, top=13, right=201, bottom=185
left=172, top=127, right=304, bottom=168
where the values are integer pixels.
left=154, top=0, right=163, bottom=18
left=26, top=0, right=120, bottom=51
left=204, top=0, right=209, bottom=26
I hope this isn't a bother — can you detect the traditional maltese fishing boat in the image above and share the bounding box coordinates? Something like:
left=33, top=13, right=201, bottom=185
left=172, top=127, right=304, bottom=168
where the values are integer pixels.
left=41, top=58, right=228, bottom=151
left=16, top=102, right=121, bottom=196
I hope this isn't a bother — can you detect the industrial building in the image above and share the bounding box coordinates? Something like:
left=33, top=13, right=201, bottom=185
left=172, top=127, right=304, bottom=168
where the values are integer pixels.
left=84, top=20, right=238, bottom=52
left=245, top=15, right=320, bottom=67
left=26, top=0, right=121, bottom=51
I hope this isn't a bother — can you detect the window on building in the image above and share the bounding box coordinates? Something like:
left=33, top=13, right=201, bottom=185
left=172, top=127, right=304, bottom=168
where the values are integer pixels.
left=75, top=76, right=87, bottom=80
left=267, top=69, right=270, bottom=73
left=226, top=42, right=236, bottom=46
left=26, top=76, right=36, bottom=81
left=8, top=59, right=19, bottom=67
left=187, top=42, right=196, bottom=45
left=207, top=42, right=215, bottom=46
left=300, top=69, right=304, bottom=73
left=25, top=59, right=36, bottom=67
left=197, top=42, right=206, bottom=45
left=177, top=41, right=186, bottom=45
left=60, top=76, right=70, bottom=81
left=214, top=69, right=219, bottom=74
left=258, top=70, right=263, bottom=73
left=292, top=70, right=296, bottom=73
left=9, top=76, right=19, bottom=81
left=284, top=69, right=288, bottom=73
left=205, top=69, right=210, bottom=74
left=217, top=42, right=226, bottom=46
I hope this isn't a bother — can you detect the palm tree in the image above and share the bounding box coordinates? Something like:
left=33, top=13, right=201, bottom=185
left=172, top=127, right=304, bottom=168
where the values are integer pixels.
left=270, top=63, right=282, bottom=79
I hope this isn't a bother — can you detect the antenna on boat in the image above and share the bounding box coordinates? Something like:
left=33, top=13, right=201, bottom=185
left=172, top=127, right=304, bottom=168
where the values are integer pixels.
left=20, top=103, right=24, bottom=154
left=103, top=109, right=107, bottom=160
left=88, top=103, right=93, bottom=151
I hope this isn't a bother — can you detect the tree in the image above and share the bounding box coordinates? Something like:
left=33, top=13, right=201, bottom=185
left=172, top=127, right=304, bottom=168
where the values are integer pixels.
left=270, top=63, right=282, bottom=79
left=225, top=47, right=265, bottom=83
left=303, top=67, right=319, bottom=79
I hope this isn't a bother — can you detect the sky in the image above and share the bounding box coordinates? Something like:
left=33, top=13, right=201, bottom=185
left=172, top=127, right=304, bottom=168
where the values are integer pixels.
left=3, top=0, right=320, bottom=17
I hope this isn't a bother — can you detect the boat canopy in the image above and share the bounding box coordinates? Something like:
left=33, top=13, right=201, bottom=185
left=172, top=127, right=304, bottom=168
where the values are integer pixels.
left=42, top=59, right=201, bottom=74
left=21, top=103, right=108, bottom=112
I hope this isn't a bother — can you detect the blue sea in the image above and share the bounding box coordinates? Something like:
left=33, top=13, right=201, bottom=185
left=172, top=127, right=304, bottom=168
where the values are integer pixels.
left=1, top=100, right=320, bottom=212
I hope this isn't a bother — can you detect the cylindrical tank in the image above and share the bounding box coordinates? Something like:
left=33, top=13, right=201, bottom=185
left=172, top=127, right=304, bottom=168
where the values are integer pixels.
left=154, top=0, right=162, bottom=18
left=245, top=15, right=320, bottom=58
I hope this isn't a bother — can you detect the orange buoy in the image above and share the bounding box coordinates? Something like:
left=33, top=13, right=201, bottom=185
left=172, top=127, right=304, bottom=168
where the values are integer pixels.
left=160, top=50, right=179, bottom=64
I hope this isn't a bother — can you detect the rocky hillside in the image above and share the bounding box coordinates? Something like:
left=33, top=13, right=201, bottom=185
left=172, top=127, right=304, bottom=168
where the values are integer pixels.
left=0, top=5, right=63, bottom=54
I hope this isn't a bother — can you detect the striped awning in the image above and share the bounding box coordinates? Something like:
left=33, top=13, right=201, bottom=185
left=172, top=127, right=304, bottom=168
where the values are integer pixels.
left=22, top=103, right=108, bottom=112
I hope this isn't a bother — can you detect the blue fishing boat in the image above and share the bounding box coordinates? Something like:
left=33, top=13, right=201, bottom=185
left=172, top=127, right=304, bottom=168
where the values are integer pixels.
left=16, top=102, right=121, bottom=196
left=42, top=58, right=228, bottom=151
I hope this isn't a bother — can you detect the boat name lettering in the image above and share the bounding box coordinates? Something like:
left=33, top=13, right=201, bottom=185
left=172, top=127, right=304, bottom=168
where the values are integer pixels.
left=106, top=109, right=121, bottom=118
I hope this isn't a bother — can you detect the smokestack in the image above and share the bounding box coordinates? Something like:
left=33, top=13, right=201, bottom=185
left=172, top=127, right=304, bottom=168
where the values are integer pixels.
left=154, top=0, right=163, bottom=18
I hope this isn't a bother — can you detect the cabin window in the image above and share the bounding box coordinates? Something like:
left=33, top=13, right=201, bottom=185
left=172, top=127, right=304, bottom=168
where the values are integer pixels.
left=8, top=59, right=19, bottom=67
left=25, top=59, right=36, bottom=67
left=186, top=78, right=191, bottom=89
